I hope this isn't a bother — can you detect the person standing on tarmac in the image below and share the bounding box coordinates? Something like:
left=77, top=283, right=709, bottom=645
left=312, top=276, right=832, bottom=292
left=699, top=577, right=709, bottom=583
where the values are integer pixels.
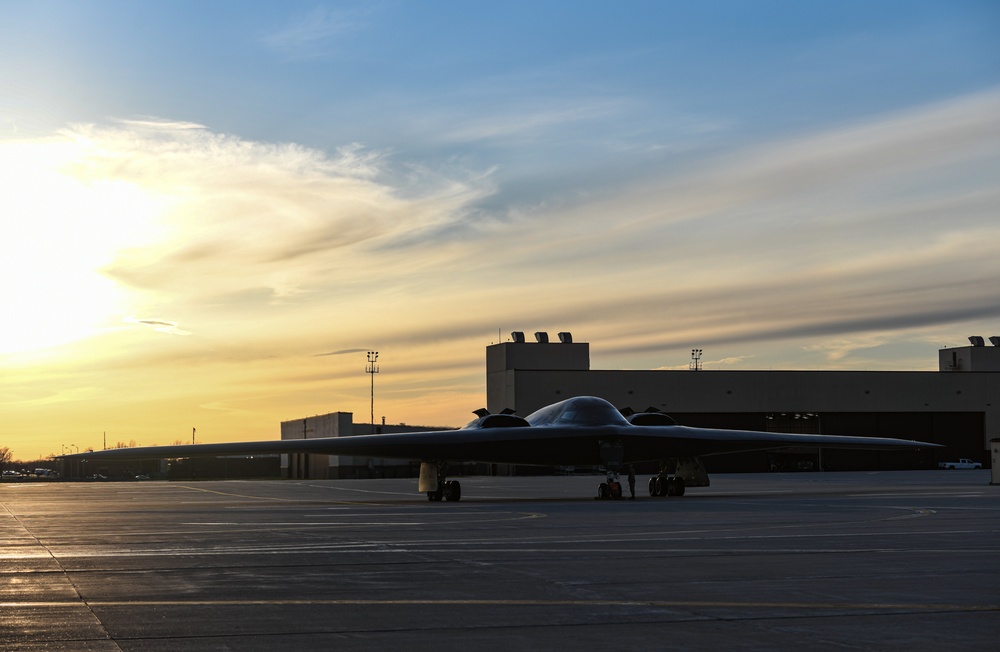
left=627, top=465, right=636, bottom=500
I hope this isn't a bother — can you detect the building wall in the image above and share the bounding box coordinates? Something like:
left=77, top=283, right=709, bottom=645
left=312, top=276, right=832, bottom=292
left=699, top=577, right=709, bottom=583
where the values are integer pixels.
left=939, top=341, right=1000, bottom=372
left=280, top=412, right=352, bottom=479
left=279, top=412, right=454, bottom=479
left=487, top=339, right=589, bottom=412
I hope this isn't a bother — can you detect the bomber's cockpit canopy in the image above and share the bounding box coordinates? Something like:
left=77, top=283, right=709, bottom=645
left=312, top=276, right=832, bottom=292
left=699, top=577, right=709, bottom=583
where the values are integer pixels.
left=525, top=396, right=631, bottom=427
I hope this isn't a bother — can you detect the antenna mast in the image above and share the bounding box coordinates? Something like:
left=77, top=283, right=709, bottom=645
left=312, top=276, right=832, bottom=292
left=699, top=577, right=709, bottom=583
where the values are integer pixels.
left=366, top=351, right=379, bottom=429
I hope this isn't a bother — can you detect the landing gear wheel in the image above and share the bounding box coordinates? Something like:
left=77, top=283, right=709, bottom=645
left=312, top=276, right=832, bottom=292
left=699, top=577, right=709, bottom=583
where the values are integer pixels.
left=598, top=482, right=611, bottom=499
left=444, top=480, right=462, bottom=502
left=652, top=475, right=667, bottom=497
left=648, top=477, right=657, bottom=497
left=609, top=481, right=623, bottom=499
left=427, top=488, right=444, bottom=501
left=666, top=477, right=685, bottom=496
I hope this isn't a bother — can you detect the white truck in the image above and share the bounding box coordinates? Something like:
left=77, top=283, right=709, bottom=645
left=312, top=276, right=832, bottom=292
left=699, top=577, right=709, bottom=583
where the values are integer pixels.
left=937, top=458, right=982, bottom=470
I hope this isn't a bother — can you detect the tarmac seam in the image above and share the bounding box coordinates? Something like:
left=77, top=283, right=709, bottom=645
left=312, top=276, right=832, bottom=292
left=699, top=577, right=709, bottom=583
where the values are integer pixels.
left=4, top=599, right=998, bottom=611
left=0, top=499, right=125, bottom=651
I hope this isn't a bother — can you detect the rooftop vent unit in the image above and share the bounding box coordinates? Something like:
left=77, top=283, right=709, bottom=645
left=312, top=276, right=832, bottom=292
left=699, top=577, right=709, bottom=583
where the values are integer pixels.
left=511, top=331, right=525, bottom=343
left=558, top=332, right=573, bottom=344
left=991, top=336, right=1000, bottom=347
left=969, top=336, right=985, bottom=347
left=534, top=331, right=549, bottom=343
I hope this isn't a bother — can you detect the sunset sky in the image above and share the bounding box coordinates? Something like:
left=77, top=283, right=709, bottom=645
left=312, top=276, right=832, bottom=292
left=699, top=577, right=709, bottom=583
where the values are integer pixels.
left=2, top=1, right=998, bottom=460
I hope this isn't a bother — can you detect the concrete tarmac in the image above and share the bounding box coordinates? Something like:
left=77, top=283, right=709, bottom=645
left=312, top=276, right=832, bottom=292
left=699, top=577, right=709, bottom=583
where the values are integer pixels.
left=2, top=470, right=998, bottom=651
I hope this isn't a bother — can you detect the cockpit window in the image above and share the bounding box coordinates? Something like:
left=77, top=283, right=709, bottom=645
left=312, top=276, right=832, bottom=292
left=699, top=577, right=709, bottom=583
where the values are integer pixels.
left=526, top=396, right=630, bottom=427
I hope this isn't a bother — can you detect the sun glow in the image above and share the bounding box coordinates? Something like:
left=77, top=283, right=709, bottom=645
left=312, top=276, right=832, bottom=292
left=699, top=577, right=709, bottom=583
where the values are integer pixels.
left=0, top=136, right=168, bottom=356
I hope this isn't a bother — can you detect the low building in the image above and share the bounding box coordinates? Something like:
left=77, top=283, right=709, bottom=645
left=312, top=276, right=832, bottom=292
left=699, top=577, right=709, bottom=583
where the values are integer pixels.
left=280, top=414, right=454, bottom=479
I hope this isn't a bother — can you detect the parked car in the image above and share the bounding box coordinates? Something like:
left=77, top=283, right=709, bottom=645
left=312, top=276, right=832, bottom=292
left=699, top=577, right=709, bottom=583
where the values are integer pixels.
left=937, top=458, right=982, bottom=470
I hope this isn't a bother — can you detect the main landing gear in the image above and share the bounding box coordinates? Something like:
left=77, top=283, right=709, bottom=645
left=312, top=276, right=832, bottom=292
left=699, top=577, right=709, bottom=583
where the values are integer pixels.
left=648, top=474, right=685, bottom=497
left=427, top=479, right=461, bottom=502
left=420, top=461, right=461, bottom=502
left=595, top=472, right=684, bottom=499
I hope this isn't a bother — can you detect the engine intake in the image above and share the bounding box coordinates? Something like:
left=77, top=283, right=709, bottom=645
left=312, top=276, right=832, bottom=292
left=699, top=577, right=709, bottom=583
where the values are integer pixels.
left=627, top=412, right=678, bottom=426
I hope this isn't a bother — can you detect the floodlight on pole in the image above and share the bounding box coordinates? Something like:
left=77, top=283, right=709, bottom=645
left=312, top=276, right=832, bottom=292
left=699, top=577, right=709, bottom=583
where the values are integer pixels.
left=366, top=351, right=379, bottom=429
left=690, top=348, right=703, bottom=371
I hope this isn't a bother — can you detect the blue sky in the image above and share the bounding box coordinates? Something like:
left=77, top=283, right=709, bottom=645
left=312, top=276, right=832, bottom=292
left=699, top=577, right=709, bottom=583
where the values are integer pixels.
left=1, top=1, right=998, bottom=458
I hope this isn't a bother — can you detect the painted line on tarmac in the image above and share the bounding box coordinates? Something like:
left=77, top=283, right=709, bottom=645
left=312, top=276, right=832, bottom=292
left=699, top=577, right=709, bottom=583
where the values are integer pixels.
left=171, top=485, right=301, bottom=501
left=850, top=492, right=986, bottom=497
left=296, top=482, right=423, bottom=497
left=184, top=510, right=546, bottom=527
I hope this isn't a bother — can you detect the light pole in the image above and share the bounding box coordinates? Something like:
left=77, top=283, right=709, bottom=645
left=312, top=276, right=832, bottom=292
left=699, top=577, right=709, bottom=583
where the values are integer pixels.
left=366, top=351, right=379, bottom=429
left=690, top=349, right=703, bottom=371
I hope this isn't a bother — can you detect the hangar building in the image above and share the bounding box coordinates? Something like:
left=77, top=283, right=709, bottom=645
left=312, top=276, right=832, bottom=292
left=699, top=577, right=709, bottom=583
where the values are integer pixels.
left=486, top=332, right=998, bottom=472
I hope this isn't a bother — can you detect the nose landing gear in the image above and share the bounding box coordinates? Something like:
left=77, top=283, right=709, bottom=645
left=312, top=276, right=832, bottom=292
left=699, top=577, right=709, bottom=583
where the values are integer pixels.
left=596, top=439, right=626, bottom=500
left=596, top=469, right=624, bottom=500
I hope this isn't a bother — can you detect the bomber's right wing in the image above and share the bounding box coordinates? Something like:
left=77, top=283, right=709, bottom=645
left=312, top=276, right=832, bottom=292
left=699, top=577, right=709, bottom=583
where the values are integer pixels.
left=616, top=425, right=936, bottom=461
